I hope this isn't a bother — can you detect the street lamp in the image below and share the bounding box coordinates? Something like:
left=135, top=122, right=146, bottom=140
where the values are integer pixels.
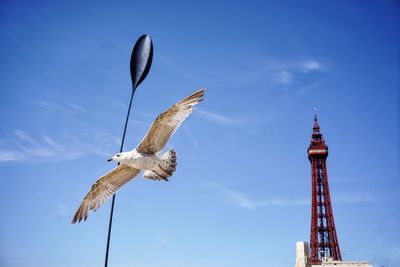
left=104, top=34, right=153, bottom=267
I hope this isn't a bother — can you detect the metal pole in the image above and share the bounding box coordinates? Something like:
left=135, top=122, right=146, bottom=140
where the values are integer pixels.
left=104, top=88, right=136, bottom=267
left=103, top=34, right=153, bottom=267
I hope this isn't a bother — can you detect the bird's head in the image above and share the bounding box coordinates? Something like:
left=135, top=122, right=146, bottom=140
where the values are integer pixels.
left=107, top=152, right=128, bottom=163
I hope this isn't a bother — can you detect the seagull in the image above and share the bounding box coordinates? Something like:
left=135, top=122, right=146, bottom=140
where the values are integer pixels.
left=72, top=88, right=205, bottom=223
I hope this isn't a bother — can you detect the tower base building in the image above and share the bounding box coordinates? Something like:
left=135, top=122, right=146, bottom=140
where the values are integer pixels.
left=295, top=242, right=372, bottom=267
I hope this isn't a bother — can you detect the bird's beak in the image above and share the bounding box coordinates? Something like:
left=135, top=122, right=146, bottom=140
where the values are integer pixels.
left=107, top=158, right=113, bottom=162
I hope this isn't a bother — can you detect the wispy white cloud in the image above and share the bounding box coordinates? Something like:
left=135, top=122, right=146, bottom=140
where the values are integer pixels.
left=296, top=82, right=321, bottom=95
left=333, top=193, right=378, bottom=204
left=269, top=59, right=328, bottom=85
left=0, top=129, right=121, bottom=163
left=96, top=95, right=127, bottom=111
left=197, top=109, right=244, bottom=126
left=274, top=70, right=293, bottom=85
left=300, top=60, right=324, bottom=73
left=183, top=128, right=200, bottom=150
left=34, top=100, right=102, bottom=118
left=199, top=179, right=378, bottom=210
left=34, top=101, right=68, bottom=112
left=158, top=55, right=212, bottom=82
left=15, top=130, right=39, bottom=145
left=199, top=180, right=309, bottom=209
left=15, top=130, right=55, bottom=157
left=0, top=149, right=24, bottom=162
left=227, top=190, right=258, bottom=209
left=17, top=144, right=54, bottom=157
left=280, top=59, right=328, bottom=73
left=32, top=97, right=150, bottom=126
left=0, top=96, right=145, bottom=163
left=251, top=58, right=328, bottom=86
left=32, top=100, right=95, bottom=120
left=159, top=53, right=328, bottom=88
left=43, top=135, right=65, bottom=152
left=68, top=103, right=88, bottom=113
left=331, top=177, right=364, bottom=183
left=226, top=187, right=378, bottom=209
left=252, top=58, right=329, bottom=86
left=225, top=188, right=309, bottom=209
left=156, top=234, right=170, bottom=246
left=67, top=102, right=100, bottom=118
left=32, top=99, right=105, bottom=117
left=56, top=204, right=68, bottom=219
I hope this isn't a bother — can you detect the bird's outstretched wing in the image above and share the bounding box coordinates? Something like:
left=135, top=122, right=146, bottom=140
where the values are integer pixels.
left=71, top=164, right=140, bottom=223
left=136, top=88, right=205, bottom=154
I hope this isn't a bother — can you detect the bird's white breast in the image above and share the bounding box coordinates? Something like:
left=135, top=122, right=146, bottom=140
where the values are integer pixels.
left=124, top=150, right=160, bottom=171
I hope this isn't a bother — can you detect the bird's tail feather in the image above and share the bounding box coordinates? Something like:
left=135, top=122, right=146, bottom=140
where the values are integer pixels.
left=144, top=149, right=177, bottom=181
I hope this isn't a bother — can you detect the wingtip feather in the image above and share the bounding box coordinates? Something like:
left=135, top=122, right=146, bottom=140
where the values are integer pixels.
left=71, top=201, right=89, bottom=224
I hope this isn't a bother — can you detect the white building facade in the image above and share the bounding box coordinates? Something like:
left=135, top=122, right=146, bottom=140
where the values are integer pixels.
left=295, top=242, right=372, bottom=267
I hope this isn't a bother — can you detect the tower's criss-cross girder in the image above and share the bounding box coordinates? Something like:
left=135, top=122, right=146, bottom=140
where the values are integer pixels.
left=308, top=115, right=342, bottom=263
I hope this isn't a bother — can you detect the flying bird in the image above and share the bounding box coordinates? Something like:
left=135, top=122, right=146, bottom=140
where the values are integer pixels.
left=72, top=88, right=205, bottom=223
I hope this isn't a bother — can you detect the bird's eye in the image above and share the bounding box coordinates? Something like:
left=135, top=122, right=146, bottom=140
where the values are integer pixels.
left=116, top=154, right=120, bottom=157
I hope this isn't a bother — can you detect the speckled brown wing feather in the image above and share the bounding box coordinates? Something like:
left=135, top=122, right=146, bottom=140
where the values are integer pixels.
left=136, top=88, right=205, bottom=154
left=71, top=164, right=140, bottom=223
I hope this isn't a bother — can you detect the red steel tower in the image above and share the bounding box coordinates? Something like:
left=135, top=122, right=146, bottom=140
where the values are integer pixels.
left=308, top=114, right=342, bottom=263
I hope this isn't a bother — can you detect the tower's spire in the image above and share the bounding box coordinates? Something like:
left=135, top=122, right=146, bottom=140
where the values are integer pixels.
left=313, top=107, right=320, bottom=133
left=311, top=108, right=323, bottom=142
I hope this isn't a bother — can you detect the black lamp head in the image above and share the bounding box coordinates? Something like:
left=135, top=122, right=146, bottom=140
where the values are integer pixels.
left=130, top=34, right=153, bottom=90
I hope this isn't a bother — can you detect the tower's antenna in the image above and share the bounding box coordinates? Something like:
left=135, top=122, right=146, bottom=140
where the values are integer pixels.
left=313, top=106, right=318, bottom=120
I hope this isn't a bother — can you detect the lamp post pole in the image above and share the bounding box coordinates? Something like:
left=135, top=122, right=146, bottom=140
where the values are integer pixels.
left=104, top=34, right=153, bottom=267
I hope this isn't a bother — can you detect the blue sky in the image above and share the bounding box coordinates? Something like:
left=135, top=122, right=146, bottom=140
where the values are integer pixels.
left=0, top=1, right=399, bottom=267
